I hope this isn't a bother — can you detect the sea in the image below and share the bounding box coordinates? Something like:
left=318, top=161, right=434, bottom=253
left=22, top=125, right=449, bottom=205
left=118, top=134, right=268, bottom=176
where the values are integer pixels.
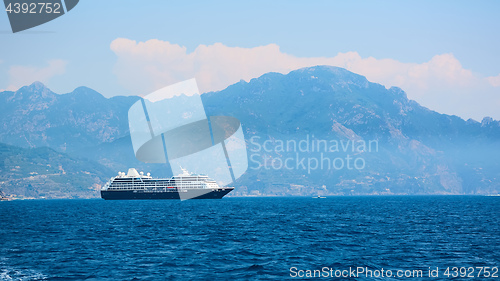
left=0, top=196, right=498, bottom=280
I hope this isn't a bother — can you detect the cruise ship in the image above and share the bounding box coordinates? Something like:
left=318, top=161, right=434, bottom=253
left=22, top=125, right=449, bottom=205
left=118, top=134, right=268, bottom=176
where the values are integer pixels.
left=100, top=168, right=234, bottom=200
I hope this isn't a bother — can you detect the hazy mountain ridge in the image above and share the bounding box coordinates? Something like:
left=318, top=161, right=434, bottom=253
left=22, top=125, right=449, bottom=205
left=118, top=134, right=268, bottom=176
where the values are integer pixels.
left=202, top=66, right=500, bottom=195
left=0, top=81, right=139, bottom=152
left=0, top=66, right=499, bottom=198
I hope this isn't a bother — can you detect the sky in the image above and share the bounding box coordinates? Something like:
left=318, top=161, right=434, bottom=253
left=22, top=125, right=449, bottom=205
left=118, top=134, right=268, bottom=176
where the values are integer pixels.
left=0, top=0, right=499, bottom=120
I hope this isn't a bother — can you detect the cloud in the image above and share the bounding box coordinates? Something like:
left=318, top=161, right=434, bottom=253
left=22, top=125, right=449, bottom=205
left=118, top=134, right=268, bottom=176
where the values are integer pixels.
left=487, top=73, right=500, bottom=87
left=110, top=38, right=500, bottom=120
left=6, top=60, right=67, bottom=91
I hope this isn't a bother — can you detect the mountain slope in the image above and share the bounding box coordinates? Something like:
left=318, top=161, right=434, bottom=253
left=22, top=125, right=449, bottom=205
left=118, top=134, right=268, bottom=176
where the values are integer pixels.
left=0, top=142, right=113, bottom=199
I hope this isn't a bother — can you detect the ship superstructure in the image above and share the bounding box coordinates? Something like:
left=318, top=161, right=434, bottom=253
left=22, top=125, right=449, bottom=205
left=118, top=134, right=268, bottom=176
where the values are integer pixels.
left=100, top=168, right=233, bottom=200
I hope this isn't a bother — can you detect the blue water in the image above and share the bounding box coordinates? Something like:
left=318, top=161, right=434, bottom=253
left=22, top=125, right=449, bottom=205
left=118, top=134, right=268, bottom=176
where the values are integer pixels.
left=0, top=196, right=498, bottom=280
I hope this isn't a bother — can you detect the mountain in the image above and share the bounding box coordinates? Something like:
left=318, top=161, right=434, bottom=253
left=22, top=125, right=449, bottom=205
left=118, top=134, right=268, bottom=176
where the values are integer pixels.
left=0, top=81, right=139, bottom=152
left=202, top=66, right=500, bottom=195
left=0, top=67, right=499, bottom=197
left=0, top=142, right=113, bottom=199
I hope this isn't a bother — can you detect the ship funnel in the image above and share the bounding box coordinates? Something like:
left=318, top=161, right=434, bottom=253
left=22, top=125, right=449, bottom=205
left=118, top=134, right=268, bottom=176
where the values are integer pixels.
left=127, top=168, right=140, bottom=177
